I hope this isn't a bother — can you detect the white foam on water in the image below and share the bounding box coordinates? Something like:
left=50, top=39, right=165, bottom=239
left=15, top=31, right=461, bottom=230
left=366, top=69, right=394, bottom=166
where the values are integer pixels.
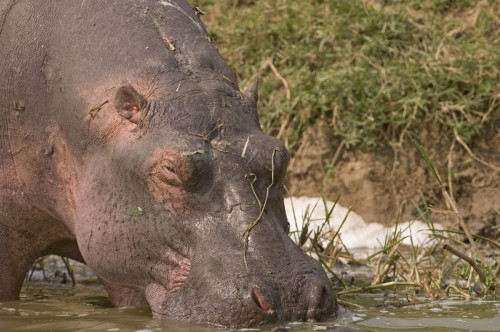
left=285, top=196, right=441, bottom=249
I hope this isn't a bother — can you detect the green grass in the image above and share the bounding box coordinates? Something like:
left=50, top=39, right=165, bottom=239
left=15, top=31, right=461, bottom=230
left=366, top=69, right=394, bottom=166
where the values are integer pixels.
left=195, top=0, right=499, bottom=151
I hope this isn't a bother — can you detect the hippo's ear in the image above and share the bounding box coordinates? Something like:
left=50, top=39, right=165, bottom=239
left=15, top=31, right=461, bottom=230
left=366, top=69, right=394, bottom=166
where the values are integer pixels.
left=242, top=78, right=259, bottom=105
left=114, top=85, right=147, bottom=123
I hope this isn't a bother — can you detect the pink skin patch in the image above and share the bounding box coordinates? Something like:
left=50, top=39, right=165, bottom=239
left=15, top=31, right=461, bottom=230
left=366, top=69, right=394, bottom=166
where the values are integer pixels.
left=167, top=260, right=191, bottom=293
left=155, top=252, right=192, bottom=293
left=146, top=147, right=192, bottom=218
left=145, top=257, right=191, bottom=316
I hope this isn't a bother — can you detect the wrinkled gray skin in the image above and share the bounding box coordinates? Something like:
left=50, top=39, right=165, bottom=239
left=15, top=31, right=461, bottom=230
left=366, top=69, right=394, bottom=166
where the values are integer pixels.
left=0, top=0, right=336, bottom=327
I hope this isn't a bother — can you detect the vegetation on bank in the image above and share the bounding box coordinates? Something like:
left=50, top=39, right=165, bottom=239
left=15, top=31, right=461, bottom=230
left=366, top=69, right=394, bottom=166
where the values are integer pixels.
left=285, top=145, right=498, bottom=303
left=196, top=0, right=499, bottom=151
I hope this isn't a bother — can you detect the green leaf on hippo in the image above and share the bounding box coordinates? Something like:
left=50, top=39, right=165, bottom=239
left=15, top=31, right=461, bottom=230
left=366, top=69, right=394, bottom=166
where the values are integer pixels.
left=125, top=207, right=144, bottom=217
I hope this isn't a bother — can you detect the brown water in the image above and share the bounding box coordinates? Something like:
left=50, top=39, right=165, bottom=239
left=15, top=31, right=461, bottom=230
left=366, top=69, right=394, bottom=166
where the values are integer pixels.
left=1, top=284, right=498, bottom=332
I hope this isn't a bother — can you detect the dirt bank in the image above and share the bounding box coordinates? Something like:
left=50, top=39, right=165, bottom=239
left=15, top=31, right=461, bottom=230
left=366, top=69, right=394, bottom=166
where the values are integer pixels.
left=286, top=119, right=499, bottom=237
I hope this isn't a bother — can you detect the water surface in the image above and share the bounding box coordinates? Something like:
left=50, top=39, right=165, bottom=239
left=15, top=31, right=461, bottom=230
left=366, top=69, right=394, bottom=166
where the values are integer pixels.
left=1, top=284, right=498, bottom=332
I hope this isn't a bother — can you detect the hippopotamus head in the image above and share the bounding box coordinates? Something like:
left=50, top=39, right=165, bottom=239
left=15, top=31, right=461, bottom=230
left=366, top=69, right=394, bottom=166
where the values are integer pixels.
left=74, top=77, right=335, bottom=327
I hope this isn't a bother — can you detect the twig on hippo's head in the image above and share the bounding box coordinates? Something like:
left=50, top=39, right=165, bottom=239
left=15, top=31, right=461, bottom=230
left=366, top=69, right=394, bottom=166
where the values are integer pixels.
left=242, top=148, right=278, bottom=269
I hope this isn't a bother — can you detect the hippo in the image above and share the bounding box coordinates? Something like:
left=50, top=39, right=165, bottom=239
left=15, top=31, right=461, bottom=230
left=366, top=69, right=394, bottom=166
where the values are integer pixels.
left=0, top=0, right=336, bottom=327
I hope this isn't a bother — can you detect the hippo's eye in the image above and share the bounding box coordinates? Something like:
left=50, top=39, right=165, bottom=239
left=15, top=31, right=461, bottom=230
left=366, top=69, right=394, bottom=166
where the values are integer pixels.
left=163, top=164, right=176, bottom=174
left=159, top=156, right=201, bottom=190
left=156, top=160, right=182, bottom=187
left=149, top=150, right=211, bottom=192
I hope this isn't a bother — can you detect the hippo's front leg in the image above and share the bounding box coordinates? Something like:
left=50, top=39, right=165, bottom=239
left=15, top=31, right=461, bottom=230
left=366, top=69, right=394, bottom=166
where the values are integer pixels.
left=99, top=278, right=148, bottom=307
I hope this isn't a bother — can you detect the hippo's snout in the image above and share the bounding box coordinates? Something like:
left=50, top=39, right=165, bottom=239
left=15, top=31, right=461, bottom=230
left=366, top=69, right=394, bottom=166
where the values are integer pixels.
left=146, top=251, right=336, bottom=327
left=249, top=274, right=335, bottom=323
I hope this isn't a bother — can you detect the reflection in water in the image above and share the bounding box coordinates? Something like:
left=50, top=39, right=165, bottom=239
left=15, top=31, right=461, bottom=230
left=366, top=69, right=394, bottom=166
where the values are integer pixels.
left=1, top=285, right=498, bottom=332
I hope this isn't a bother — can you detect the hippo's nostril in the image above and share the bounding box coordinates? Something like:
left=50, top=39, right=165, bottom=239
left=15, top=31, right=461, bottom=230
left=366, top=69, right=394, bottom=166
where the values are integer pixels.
left=251, top=287, right=273, bottom=314
left=306, top=280, right=334, bottom=321
left=318, top=286, right=330, bottom=310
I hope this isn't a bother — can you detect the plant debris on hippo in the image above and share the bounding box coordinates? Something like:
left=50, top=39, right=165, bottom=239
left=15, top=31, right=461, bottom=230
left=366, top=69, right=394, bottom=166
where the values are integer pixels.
left=0, top=0, right=336, bottom=327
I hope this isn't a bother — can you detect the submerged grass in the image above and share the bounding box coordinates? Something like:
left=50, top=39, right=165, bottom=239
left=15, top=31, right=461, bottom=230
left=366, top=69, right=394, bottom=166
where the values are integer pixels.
left=196, top=0, right=499, bottom=151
